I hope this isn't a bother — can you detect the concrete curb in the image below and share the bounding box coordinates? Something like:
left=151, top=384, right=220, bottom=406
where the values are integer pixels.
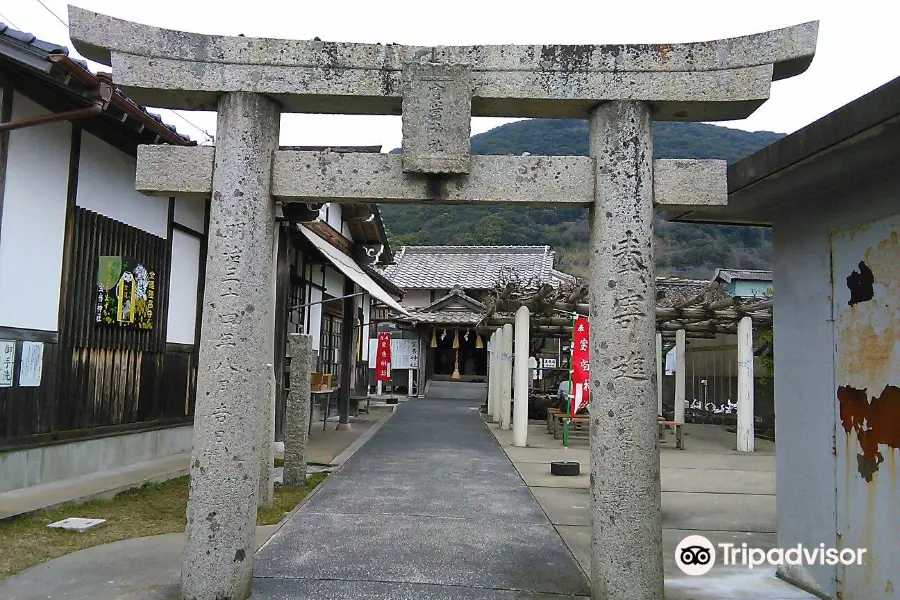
left=255, top=406, right=397, bottom=555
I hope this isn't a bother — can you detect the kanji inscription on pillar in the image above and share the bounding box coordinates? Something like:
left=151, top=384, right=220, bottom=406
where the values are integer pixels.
left=401, top=62, right=472, bottom=174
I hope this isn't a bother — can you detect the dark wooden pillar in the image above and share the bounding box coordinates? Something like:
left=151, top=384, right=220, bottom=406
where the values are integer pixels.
left=272, top=224, right=291, bottom=441
left=337, top=276, right=354, bottom=427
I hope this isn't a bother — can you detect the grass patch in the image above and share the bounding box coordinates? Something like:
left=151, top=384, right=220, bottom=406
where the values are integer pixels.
left=257, top=472, right=327, bottom=525
left=0, top=472, right=327, bottom=580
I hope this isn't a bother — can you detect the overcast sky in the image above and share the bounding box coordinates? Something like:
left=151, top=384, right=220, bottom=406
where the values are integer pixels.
left=2, top=0, right=897, bottom=148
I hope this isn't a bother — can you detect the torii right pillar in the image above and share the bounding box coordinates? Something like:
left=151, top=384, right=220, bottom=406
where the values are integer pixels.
left=589, top=101, right=663, bottom=599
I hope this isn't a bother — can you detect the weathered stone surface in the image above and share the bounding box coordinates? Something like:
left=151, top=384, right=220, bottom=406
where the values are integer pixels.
left=588, top=101, right=663, bottom=600
left=136, top=145, right=213, bottom=197
left=284, top=334, right=312, bottom=487
left=500, top=323, right=513, bottom=431
left=653, top=159, right=726, bottom=210
left=137, top=146, right=726, bottom=210
left=69, top=6, right=817, bottom=120
left=259, top=364, right=275, bottom=508
left=182, top=92, right=280, bottom=600
left=401, top=63, right=472, bottom=174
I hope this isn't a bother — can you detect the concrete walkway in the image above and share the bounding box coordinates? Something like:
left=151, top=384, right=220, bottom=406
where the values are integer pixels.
left=253, top=397, right=590, bottom=599
left=490, top=421, right=816, bottom=600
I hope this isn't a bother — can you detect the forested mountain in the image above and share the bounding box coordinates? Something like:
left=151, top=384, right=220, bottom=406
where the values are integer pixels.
left=381, top=119, right=784, bottom=278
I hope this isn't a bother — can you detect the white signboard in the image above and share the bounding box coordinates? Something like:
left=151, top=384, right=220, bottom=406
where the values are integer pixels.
left=19, top=341, right=44, bottom=387
left=542, top=358, right=558, bottom=368
left=0, top=340, right=14, bottom=387
left=368, top=338, right=420, bottom=370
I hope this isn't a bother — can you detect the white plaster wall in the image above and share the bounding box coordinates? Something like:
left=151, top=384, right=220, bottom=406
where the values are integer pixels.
left=771, top=170, right=899, bottom=598
left=0, top=93, right=70, bottom=332
left=77, top=132, right=169, bottom=238
left=174, top=196, right=206, bottom=233
left=324, top=203, right=345, bottom=238
left=166, top=230, right=201, bottom=344
left=402, top=290, right=433, bottom=308
left=324, top=265, right=344, bottom=297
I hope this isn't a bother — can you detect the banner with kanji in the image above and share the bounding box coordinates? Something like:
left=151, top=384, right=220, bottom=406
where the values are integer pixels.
left=571, top=316, right=590, bottom=414
left=375, top=332, right=392, bottom=382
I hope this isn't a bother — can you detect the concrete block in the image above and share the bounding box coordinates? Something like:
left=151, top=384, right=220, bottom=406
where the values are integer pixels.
left=122, top=429, right=157, bottom=466
left=47, top=517, right=107, bottom=532
left=0, top=450, right=27, bottom=493
left=401, top=62, right=472, bottom=174
left=99, top=435, right=125, bottom=472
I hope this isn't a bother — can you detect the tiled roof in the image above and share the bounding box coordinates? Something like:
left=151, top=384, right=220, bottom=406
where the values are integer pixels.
left=423, top=285, right=486, bottom=311
left=656, top=277, right=721, bottom=308
left=382, top=245, right=557, bottom=290
left=396, top=309, right=487, bottom=325
left=713, top=269, right=773, bottom=283
left=549, top=268, right=577, bottom=287
left=0, top=22, right=192, bottom=145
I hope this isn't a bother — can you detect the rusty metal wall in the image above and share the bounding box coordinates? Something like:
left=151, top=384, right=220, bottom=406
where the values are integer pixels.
left=832, top=213, right=899, bottom=600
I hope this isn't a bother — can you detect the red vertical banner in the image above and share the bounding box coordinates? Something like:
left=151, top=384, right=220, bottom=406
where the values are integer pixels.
left=571, top=316, right=590, bottom=414
left=375, top=332, right=392, bottom=382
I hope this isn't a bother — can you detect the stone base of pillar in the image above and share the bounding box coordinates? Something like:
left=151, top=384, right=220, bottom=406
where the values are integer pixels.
left=336, top=423, right=352, bottom=431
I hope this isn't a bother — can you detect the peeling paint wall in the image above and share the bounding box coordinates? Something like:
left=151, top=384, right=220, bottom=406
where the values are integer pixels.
left=772, top=170, right=900, bottom=600
left=831, top=213, right=899, bottom=600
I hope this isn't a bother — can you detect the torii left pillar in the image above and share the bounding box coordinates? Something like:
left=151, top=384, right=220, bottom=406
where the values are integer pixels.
left=182, top=92, right=281, bottom=600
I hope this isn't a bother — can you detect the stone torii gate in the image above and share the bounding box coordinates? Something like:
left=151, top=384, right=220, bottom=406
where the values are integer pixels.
left=68, top=7, right=817, bottom=599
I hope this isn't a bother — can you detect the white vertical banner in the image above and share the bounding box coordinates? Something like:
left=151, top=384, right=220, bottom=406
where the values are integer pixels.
left=0, top=340, right=15, bottom=387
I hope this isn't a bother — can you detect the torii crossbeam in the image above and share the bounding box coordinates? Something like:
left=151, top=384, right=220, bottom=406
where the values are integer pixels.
left=67, top=6, right=817, bottom=600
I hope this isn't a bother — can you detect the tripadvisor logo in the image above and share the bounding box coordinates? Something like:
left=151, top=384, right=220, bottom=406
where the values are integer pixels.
left=675, top=535, right=716, bottom=575
left=675, top=535, right=868, bottom=576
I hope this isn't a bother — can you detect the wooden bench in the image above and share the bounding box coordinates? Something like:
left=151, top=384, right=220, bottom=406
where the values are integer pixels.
left=658, top=419, right=685, bottom=450
left=555, top=416, right=589, bottom=440
left=546, top=408, right=565, bottom=434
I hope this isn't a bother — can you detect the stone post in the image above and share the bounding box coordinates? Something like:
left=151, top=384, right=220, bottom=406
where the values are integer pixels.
left=500, top=323, right=513, bottom=430
left=284, top=333, right=312, bottom=487
left=737, top=316, right=755, bottom=452
left=513, top=306, right=530, bottom=447
left=588, top=100, right=664, bottom=600
left=490, top=329, right=502, bottom=423
left=486, top=331, right=496, bottom=420
left=656, top=332, right=663, bottom=416
left=259, top=364, right=275, bottom=507
left=182, top=91, right=280, bottom=600
left=675, top=329, right=686, bottom=424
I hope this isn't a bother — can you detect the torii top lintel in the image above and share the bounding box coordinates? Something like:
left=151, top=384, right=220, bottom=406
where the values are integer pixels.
left=68, top=6, right=818, bottom=122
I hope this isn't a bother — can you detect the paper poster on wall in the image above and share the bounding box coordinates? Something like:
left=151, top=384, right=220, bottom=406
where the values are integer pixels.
left=95, top=256, right=156, bottom=329
left=19, top=341, right=44, bottom=387
left=368, top=338, right=420, bottom=370
left=0, top=340, right=15, bottom=387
